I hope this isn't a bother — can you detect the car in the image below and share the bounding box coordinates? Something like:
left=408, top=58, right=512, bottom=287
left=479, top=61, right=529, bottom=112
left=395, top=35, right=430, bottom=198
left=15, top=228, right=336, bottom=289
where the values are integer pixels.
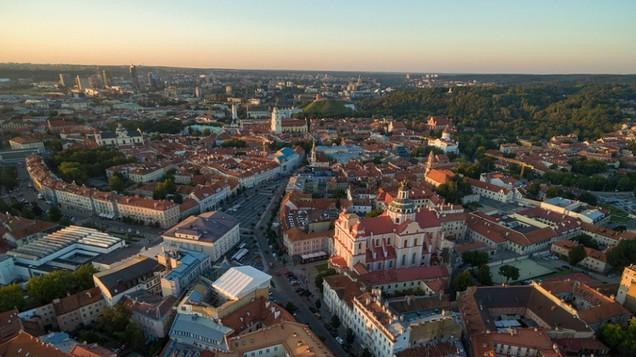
left=335, top=336, right=344, bottom=345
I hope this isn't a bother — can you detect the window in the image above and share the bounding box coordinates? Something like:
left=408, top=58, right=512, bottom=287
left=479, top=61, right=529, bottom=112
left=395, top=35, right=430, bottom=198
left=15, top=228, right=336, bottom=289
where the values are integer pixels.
left=412, top=252, right=417, bottom=264
left=401, top=255, right=406, bottom=265
left=403, top=241, right=407, bottom=248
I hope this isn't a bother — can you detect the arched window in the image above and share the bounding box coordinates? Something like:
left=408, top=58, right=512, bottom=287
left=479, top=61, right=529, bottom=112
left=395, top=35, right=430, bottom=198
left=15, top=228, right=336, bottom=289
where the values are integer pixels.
left=401, top=254, right=406, bottom=265
left=403, top=240, right=408, bottom=248
left=412, top=252, right=417, bottom=264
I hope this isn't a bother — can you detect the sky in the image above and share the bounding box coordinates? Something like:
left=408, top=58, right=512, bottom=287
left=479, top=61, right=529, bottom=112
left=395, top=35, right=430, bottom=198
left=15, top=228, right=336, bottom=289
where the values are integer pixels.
left=1, top=0, right=635, bottom=74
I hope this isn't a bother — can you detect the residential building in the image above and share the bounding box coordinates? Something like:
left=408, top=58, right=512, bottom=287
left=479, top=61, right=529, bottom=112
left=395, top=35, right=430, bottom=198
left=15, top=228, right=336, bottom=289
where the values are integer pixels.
left=121, top=291, right=177, bottom=339
left=53, top=287, right=106, bottom=332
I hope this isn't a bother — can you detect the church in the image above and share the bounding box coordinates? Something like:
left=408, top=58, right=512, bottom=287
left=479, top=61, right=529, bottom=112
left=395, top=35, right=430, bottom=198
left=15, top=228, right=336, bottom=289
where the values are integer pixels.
left=331, top=182, right=451, bottom=273
left=94, top=124, right=144, bottom=147
left=270, top=107, right=308, bottom=134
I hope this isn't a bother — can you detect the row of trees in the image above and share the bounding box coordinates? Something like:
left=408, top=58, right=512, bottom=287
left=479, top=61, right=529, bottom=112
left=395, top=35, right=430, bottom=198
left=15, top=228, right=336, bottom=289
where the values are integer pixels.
left=75, top=304, right=145, bottom=353
left=53, top=147, right=133, bottom=184
left=0, top=264, right=95, bottom=312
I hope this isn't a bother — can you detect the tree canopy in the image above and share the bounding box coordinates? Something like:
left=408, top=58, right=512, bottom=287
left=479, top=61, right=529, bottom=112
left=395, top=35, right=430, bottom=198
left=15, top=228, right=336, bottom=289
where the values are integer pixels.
left=498, top=265, right=520, bottom=283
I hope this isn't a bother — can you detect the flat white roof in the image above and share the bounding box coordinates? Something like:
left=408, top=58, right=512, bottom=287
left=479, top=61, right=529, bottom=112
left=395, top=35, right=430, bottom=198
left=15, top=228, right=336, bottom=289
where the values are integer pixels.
left=212, top=266, right=271, bottom=300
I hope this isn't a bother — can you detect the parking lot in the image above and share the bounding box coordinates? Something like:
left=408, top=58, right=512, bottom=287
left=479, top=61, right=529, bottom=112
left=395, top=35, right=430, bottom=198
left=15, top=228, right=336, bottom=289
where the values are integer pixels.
left=220, top=180, right=281, bottom=231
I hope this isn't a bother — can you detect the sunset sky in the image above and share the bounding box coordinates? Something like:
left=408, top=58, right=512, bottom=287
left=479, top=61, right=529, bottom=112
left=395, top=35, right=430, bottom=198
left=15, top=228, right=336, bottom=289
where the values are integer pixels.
left=1, top=0, right=635, bottom=73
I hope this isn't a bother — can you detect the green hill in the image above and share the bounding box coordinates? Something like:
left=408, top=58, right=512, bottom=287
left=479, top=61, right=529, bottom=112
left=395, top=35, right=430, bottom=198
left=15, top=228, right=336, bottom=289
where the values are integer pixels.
left=301, top=100, right=353, bottom=117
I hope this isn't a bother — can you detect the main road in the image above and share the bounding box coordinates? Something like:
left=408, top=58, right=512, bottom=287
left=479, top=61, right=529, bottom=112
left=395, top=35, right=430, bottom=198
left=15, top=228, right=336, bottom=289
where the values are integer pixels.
left=230, top=175, right=348, bottom=357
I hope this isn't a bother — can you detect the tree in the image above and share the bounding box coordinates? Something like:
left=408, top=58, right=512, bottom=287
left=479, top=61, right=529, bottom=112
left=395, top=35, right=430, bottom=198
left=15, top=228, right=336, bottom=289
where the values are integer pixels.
left=26, top=265, right=95, bottom=305
left=462, top=251, right=489, bottom=267
left=451, top=271, right=475, bottom=292
left=49, top=205, right=62, bottom=222
left=477, top=264, right=493, bottom=286
left=108, top=174, right=126, bottom=192
left=330, top=315, right=341, bottom=330
left=498, top=265, right=520, bottom=283
left=600, top=318, right=636, bottom=357
left=346, top=328, right=355, bottom=344
left=568, top=245, right=587, bottom=265
left=58, top=162, right=87, bottom=184
left=607, top=240, right=636, bottom=271
left=0, top=284, right=26, bottom=312
left=285, top=302, right=297, bottom=314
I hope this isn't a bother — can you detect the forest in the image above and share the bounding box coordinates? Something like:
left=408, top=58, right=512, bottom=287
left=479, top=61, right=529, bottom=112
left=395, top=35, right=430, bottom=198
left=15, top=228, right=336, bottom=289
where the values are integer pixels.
left=357, top=83, right=636, bottom=144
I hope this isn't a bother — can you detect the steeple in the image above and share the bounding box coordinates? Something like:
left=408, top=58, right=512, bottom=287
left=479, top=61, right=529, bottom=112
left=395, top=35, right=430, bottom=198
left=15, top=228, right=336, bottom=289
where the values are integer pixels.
left=271, top=107, right=282, bottom=134
left=387, top=180, right=415, bottom=224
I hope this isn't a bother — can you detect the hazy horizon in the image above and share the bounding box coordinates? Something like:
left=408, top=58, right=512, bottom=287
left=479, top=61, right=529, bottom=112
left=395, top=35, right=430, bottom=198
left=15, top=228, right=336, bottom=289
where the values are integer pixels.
left=1, top=0, right=635, bottom=74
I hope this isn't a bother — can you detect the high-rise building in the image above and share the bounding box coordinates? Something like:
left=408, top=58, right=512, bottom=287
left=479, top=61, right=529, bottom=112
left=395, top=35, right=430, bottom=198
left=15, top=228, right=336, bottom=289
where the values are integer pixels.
left=129, top=65, right=140, bottom=90
left=74, top=75, right=88, bottom=90
left=101, top=69, right=110, bottom=88
left=58, top=73, right=72, bottom=88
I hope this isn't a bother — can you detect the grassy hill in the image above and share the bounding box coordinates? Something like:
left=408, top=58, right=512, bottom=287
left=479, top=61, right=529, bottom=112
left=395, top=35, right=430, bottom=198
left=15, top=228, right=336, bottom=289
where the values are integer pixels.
left=301, top=100, right=353, bottom=117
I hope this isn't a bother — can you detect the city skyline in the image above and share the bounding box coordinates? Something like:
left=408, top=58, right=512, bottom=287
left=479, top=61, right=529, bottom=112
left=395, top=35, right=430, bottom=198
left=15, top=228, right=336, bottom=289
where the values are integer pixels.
left=1, top=0, right=635, bottom=74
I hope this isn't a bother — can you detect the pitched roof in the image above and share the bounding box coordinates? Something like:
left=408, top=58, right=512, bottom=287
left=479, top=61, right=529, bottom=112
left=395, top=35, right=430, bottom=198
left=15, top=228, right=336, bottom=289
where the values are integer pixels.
left=0, top=331, right=70, bottom=357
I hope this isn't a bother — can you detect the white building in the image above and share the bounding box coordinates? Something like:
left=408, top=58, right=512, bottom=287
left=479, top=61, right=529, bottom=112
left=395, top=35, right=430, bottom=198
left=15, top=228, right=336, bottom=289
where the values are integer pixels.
left=162, top=211, right=240, bottom=262
left=94, top=124, right=144, bottom=147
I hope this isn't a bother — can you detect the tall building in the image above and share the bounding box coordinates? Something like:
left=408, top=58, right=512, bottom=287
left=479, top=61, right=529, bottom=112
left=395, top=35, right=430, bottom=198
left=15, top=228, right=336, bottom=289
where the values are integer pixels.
left=74, top=75, right=88, bottom=90
left=101, top=69, right=110, bottom=88
left=58, top=73, right=72, bottom=88
left=129, top=65, right=140, bottom=90
left=270, top=107, right=282, bottom=134
left=617, top=265, right=636, bottom=313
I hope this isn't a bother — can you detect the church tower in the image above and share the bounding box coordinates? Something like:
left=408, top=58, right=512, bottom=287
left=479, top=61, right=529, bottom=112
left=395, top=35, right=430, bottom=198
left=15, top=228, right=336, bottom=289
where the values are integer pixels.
left=271, top=107, right=282, bottom=134
left=387, top=181, right=416, bottom=224
left=310, top=139, right=317, bottom=165
left=441, top=125, right=451, bottom=141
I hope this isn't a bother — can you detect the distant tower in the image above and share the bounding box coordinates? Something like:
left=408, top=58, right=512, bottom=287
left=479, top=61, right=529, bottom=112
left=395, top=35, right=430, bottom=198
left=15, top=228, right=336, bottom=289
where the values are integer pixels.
left=231, top=104, right=238, bottom=121
left=58, top=73, right=69, bottom=88
left=441, top=125, right=451, bottom=141
left=101, top=70, right=110, bottom=88
left=271, top=107, right=282, bottom=134
left=74, top=75, right=84, bottom=90
left=310, top=140, right=317, bottom=165
left=194, top=86, right=203, bottom=98
left=129, top=65, right=140, bottom=90
left=425, top=151, right=435, bottom=176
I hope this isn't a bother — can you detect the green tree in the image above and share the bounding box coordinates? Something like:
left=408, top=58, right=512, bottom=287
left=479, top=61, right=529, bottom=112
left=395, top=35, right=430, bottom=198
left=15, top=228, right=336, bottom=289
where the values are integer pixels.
left=462, top=251, right=489, bottom=267
left=330, top=315, right=341, bottom=329
left=346, top=328, right=355, bottom=344
left=108, top=174, right=126, bottom=192
left=477, top=264, right=493, bottom=286
left=607, top=240, right=636, bottom=271
left=0, top=284, right=26, bottom=312
left=498, top=265, right=520, bottom=283
left=451, top=271, right=475, bottom=292
left=600, top=318, right=636, bottom=357
left=285, top=302, right=297, bottom=314
left=58, top=161, right=87, bottom=183
left=568, top=245, right=587, bottom=265
left=48, top=205, right=62, bottom=222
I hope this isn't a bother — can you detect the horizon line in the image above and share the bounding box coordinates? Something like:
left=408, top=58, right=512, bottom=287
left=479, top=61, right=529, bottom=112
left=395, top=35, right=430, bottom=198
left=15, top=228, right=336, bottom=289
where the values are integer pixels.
left=1, top=62, right=635, bottom=77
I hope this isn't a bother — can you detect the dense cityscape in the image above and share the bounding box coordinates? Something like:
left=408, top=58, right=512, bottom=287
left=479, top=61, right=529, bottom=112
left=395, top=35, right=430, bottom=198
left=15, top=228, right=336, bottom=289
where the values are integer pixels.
left=1, top=2, right=636, bottom=357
